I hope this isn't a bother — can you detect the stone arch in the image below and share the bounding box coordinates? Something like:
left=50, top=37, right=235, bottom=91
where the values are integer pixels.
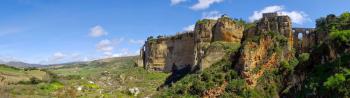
left=292, top=28, right=316, bottom=54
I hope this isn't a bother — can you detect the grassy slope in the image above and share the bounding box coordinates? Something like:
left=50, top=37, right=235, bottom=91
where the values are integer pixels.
left=0, top=56, right=169, bottom=98
left=0, top=65, right=49, bottom=98
left=0, top=65, right=47, bottom=83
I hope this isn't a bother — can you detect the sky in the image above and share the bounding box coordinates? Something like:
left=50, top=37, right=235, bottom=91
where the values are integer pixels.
left=0, top=0, right=349, bottom=64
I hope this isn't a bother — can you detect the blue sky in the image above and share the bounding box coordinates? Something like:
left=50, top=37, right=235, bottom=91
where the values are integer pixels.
left=0, top=0, right=349, bottom=64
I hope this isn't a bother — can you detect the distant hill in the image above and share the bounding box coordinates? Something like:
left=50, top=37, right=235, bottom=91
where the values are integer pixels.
left=0, top=61, right=44, bottom=68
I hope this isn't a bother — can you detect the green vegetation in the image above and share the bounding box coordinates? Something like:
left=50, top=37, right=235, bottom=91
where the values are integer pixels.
left=39, top=81, right=64, bottom=92
left=147, top=36, right=157, bottom=44
left=196, top=19, right=214, bottom=25
left=298, top=53, right=310, bottom=62
left=0, top=57, right=169, bottom=98
left=329, top=30, right=350, bottom=44
left=316, top=12, right=350, bottom=33
left=280, top=58, right=299, bottom=72
left=161, top=59, right=241, bottom=97
left=296, top=12, right=350, bottom=97
left=299, top=54, right=350, bottom=97
left=211, top=41, right=241, bottom=54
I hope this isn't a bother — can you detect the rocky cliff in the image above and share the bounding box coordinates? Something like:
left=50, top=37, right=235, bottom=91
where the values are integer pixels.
left=142, top=32, right=195, bottom=72
left=237, top=13, right=295, bottom=87
left=139, top=15, right=244, bottom=72
left=154, top=12, right=350, bottom=97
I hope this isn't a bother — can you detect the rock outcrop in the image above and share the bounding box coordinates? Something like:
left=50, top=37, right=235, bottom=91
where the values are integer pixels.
left=140, top=15, right=244, bottom=72
left=143, top=32, right=195, bottom=72
left=213, top=16, right=244, bottom=43
left=236, top=13, right=295, bottom=87
left=138, top=13, right=322, bottom=83
left=256, top=13, right=294, bottom=50
left=193, top=19, right=217, bottom=66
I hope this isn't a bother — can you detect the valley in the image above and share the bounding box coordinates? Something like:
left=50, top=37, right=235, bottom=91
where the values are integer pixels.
left=0, top=57, right=169, bottom=98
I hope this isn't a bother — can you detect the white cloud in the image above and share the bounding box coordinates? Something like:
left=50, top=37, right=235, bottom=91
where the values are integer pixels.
left=249, top=5, right=309, bottom=24
left=112, top=48, right=139, bottom=57
left=202, top=11, right=223, bottom=20
left=96, top=39, right=114, bottom=56
left=183, top=24, right=195, bottom=31
left=182, top=11, right=222, bottom=32
left=89, top=25, right=108, bottom=37
left=190, top=0, right=223, bottom=10
left=280, top=11, right=308, bottom=25
left=171, top=0, right=186, bottom=5
left=40, top=52, right=92, bottom=64
left=128, top=39, right=144, bottom=45
left=53, top=52, right=66, bottom=61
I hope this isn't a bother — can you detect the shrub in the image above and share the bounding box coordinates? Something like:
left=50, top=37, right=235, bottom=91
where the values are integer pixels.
left=226, top=79, right=246, bottom=93
left=30, top=77, right=42, bottom=84
left=289, top=58, right=299, bottom=69
left=18, top=77, right=42, bottom=84
left=323, top=73, right=346, bottom=89
left=298, top=53, right=310, bottom=62
left=191, top=80, right=206, bottom=94
left=24, top=67, right=38, bottom=71
left=280, top=58, right=299, bottom=72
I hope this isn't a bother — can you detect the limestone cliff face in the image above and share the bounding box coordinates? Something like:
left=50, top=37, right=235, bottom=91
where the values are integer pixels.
left=237, top=36, right=280, bottom=86
left=164, top=33, right=195, bottom=71
left=143, top=33, right=195, bottom=72
left=140, top=15, right=245, bottom=72
left=236, top=13, right=294, bottom=87
left=213, top=17, right=244, bottom=43
left=144, top=39, right=168, bottom=71
left=193, top=19, right=217, bottom=66
left=199, top=42, right=227, bottom=69
left=195, top=17, right=243, bottom=70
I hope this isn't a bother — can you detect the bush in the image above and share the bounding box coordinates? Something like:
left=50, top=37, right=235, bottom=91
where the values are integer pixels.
left=298, top=53, right=310, bottom=62
left=226, top=79, right=246, bottom=93
left=280, top=58, right=299, bottom=72
left=18, top=77, right=43, bottom=84
left=30, top=77, right=42, bottom=84
left=24, top=67, right=38, bottom=71
left=323, top=73, right=346, bottom=89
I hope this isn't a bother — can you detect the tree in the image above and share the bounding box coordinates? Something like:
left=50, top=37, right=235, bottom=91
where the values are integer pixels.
left=339, top=12, right=350, bottom=29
